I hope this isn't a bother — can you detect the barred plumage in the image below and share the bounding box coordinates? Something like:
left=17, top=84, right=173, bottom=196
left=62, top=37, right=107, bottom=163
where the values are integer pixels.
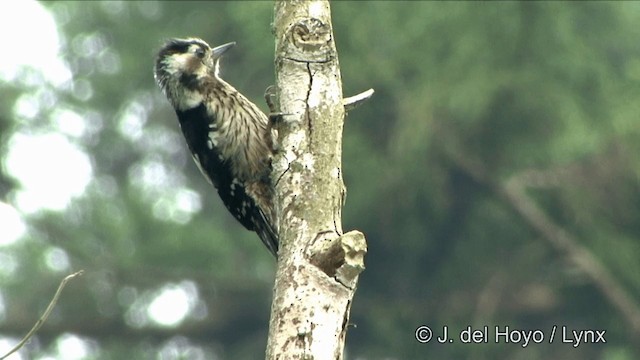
left=154, top=38, right=278, bottom=258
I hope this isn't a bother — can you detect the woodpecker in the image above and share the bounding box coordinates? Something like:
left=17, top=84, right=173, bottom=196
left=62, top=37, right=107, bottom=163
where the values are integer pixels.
left=154, top=38, right=278, bottom=258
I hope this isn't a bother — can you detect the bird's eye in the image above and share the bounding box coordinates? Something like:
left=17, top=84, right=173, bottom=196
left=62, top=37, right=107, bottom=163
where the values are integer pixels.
left=194, top=47, right=205, bottom=59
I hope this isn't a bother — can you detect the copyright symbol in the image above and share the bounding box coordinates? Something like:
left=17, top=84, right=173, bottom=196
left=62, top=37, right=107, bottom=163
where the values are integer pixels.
left=415, top=326, right=433, bottom=343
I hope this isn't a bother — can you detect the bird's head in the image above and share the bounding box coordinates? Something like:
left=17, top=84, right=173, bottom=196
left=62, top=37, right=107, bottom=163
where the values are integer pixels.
left=155, top=38, right=236, bottom=88
left=154, top=38, right=235, bottom=108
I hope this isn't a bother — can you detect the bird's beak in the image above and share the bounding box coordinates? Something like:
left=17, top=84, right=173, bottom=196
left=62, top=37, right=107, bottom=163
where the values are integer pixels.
left=212, top=42, right=236, bottom=59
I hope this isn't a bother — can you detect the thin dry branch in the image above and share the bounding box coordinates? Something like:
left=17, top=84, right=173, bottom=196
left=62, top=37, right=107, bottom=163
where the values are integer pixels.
left=449, top=150, right=640, bottom=337
left=502, top=177, right=640, bottom=336
left=0, top=270, right=84, bottom=360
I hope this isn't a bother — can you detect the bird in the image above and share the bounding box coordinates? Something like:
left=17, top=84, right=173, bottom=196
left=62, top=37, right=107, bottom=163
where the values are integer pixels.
left=154, top=37, right=278, bottom=258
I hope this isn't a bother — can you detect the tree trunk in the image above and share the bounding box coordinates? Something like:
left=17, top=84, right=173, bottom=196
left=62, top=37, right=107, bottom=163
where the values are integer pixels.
left=266, top=1, right=367, bottom=359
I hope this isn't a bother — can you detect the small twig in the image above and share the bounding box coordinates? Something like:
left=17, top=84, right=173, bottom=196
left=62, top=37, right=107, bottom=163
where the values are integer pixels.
left=0, top=270, right=84, bottom=360
left=343, top=88, right=374, bottom=111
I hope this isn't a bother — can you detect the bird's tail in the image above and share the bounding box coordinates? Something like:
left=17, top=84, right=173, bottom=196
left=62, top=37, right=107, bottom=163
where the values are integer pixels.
left=255, top=208, right=279, bottom=258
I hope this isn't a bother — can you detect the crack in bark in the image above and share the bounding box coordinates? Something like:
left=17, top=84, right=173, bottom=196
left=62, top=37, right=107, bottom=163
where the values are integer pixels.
left=333, top=195, right=342, bottom=235
left=283, top=56, right=331, bottom=64
left=275, top=161, right=291, bottom=188
left=305, top=62, right=314, bottom=147
left=340, top=300, right=351, bottom=331
left=333, top=276, right=353, bottom=290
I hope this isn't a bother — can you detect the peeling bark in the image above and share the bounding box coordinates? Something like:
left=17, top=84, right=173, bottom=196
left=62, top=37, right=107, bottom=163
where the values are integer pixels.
left=265, top=1, right=368, bottom=359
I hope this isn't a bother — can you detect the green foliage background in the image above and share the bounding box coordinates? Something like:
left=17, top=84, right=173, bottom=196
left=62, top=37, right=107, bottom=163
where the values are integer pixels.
left=1, top=1, right=640, bottom=359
